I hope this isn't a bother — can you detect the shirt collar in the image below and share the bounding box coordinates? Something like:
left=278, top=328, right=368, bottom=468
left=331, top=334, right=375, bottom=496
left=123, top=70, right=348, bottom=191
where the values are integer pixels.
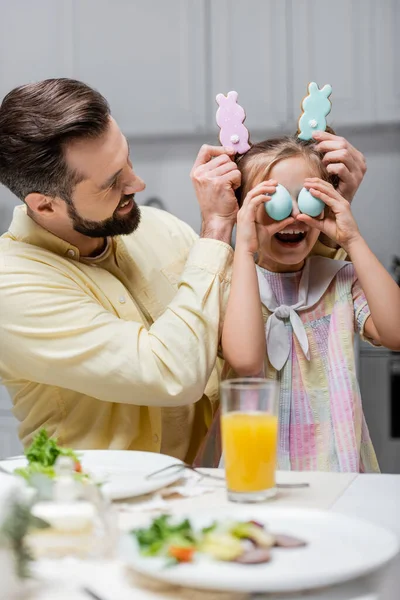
left=8, top=205, right=81, bottom=262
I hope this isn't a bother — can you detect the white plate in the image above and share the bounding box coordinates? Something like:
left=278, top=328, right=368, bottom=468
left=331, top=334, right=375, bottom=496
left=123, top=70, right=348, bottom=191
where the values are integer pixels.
left=120, top=506, right=399, bottom=593
left=0, top=450, right=184, bottom=500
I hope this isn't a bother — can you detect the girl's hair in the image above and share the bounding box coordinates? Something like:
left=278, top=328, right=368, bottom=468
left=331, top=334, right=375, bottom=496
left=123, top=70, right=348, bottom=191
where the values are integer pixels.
left=236, top=127, right=338, bottom=205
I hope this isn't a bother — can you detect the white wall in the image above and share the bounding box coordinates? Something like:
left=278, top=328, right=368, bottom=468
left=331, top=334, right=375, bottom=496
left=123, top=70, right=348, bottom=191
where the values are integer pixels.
left=0, top=385, right=22, bottom=457
left=349, top=127, right=400, bottom=271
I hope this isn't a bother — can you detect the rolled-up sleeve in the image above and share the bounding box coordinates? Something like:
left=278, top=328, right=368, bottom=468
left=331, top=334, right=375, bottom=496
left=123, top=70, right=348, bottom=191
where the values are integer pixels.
left=0, top=239, right=233, bottom=407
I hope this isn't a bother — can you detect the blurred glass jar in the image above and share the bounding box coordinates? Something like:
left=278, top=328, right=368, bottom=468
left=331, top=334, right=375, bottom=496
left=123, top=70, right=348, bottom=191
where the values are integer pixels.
left=27, top=456, right=117, bottom=560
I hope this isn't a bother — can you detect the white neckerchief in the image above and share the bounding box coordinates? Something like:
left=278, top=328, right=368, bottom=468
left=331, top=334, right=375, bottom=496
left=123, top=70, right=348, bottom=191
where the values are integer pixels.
left=256, top=256, right=349, bottom=371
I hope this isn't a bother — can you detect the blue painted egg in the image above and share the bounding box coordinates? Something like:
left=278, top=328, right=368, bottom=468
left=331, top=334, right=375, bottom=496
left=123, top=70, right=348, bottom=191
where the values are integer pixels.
left=297, top=187, right=324, bottom=217
left=265, top=184, right=293, bottom=221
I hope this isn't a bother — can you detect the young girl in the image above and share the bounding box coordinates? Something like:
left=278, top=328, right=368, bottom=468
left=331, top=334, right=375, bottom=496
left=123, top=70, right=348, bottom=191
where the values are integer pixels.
left=218, top=135, right=400, bottom=473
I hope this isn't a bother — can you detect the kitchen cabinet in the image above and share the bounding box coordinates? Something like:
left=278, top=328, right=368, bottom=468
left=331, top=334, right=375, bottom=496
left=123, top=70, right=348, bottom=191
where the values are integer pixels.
left=291, top=0, right=376, bottom=127
left=1, top=1, right=398, bottom=139
left=374, top=0, right=400, bottom=123
left=209, top=0, right=400, bottom=135
left=0, top=0, right=74, bottom=102
left=359, top=345, right=400, bottom=474
left=73, top=0, right=207, bottom=136
left=209, top=0, right=290, bottom=133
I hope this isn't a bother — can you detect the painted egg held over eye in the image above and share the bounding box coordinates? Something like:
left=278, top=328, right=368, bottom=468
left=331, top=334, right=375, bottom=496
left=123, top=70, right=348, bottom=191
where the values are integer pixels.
left=264, top=184, right=293, bottom=221
left=297, top=187, right=325, bottom=217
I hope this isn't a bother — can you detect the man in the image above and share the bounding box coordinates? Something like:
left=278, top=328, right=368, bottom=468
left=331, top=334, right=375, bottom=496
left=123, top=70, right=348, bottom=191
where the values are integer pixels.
left=0, top=79, right=366, bottom=461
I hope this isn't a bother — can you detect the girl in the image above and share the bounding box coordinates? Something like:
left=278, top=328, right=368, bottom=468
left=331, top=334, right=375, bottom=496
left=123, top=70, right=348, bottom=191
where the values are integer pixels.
left=221, top=135, right=400, bottom=473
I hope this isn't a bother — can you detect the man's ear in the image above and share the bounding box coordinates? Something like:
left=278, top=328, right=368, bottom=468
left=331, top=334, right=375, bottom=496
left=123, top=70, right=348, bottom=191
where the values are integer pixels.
left=25, top=192, right=56, bottom=214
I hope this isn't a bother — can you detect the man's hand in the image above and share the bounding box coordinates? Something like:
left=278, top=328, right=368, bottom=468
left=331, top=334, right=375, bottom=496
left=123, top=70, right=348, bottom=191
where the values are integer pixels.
left=312, top=131, right=367, bottom=249
left=313, top=131, right=367, bottom=202
left=312, top=131, right=367, bottom=202
left=191, top=145, right=241, bottom=244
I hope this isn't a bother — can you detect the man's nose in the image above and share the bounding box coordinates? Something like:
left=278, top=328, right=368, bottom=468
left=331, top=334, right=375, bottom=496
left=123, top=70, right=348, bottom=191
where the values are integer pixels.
left=124, top=173, right=146, bottom=195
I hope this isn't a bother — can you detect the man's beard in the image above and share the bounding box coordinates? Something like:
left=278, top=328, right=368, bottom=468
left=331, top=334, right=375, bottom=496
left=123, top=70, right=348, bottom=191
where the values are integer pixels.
left=66, top=194, right=141, bottom=238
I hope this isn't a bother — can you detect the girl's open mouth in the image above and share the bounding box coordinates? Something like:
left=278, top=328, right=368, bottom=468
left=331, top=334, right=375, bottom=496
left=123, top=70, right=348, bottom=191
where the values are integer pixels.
left=274, top=230, right=306, bottom=245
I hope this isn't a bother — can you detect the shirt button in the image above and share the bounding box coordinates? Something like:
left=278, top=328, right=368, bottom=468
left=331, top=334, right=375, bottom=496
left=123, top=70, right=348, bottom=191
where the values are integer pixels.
left=153, top=434, right=159, bottom=444
left=66, top=249, right=75, bottom=258
left=118, top=295, right=126, bottom=304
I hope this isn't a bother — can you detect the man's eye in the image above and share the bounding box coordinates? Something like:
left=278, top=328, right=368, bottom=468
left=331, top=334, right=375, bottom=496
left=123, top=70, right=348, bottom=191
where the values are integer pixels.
left=111, top=178, right=119, bottom=189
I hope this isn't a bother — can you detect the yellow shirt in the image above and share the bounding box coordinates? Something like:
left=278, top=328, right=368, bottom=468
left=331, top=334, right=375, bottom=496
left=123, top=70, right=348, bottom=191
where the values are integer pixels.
left=311, top=239, right=347, bottom=262
left=0, top=206, right=233, bottom=461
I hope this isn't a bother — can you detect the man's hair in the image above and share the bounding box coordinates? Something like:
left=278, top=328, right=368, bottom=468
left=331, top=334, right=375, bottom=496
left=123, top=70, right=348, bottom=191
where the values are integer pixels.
left=0, top=78, right=110, bottom=202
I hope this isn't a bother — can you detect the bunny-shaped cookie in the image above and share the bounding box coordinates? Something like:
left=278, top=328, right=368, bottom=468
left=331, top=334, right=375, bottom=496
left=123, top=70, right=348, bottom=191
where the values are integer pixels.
left=298, top=82, right=332, bottom=141
left=216, top=91, right=250, bottom=154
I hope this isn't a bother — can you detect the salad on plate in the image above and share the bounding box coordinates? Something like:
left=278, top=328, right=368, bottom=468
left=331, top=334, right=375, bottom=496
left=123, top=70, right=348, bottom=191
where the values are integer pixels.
left=132, top=514, right=307, bottom=566
left=14, top=429, right=88, bottom=482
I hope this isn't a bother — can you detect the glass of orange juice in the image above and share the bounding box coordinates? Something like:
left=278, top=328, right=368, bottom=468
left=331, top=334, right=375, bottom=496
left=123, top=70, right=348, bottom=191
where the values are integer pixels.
left=220, top=378, right=279, bottom=503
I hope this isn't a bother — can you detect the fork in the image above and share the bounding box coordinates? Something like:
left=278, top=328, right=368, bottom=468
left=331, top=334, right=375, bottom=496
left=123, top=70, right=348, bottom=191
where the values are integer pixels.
left=146, top=463, right=309, bottom=489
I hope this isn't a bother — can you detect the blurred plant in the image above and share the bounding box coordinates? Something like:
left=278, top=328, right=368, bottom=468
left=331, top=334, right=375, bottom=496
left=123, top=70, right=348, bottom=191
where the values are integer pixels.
left=0, top=489, right=49, bottom=578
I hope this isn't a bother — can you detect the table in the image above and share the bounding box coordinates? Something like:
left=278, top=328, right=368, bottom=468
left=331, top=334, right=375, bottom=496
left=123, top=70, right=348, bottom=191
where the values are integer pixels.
left=26, top=472, right=400, bottom=600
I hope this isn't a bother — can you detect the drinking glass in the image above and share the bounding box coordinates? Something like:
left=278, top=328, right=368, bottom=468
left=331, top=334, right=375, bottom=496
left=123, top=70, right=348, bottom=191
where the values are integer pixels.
left=220, top=378, right=279, bottom=502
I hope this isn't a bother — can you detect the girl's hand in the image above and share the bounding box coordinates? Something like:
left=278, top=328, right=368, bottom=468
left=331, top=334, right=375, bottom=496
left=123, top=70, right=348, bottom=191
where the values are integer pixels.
left=236, top=179, right=297, bottom=255
left=235, top=180, right=278, bottom=254
left=297, top=178, right=362, bottom=253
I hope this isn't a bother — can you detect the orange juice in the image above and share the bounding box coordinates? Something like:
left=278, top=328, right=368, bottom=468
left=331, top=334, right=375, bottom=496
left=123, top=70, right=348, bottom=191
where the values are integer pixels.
left=221, top=411, right=278, bottom=492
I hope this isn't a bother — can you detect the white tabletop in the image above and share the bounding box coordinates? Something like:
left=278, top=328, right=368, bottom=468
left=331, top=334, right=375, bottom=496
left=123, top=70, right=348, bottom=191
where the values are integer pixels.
left=329, top=475, right=400, bottom=600
left=25, top=472, right=400, bottom=600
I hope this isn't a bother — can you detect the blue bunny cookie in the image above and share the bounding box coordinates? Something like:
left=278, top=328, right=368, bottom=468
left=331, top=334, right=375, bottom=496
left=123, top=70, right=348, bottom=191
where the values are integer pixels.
left=298, top=82, right=332, bottom=141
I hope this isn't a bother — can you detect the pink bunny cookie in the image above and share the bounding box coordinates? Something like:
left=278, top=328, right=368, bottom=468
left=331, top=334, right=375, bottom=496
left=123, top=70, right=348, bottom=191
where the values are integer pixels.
left=216, top=91, right=250, bottom=155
